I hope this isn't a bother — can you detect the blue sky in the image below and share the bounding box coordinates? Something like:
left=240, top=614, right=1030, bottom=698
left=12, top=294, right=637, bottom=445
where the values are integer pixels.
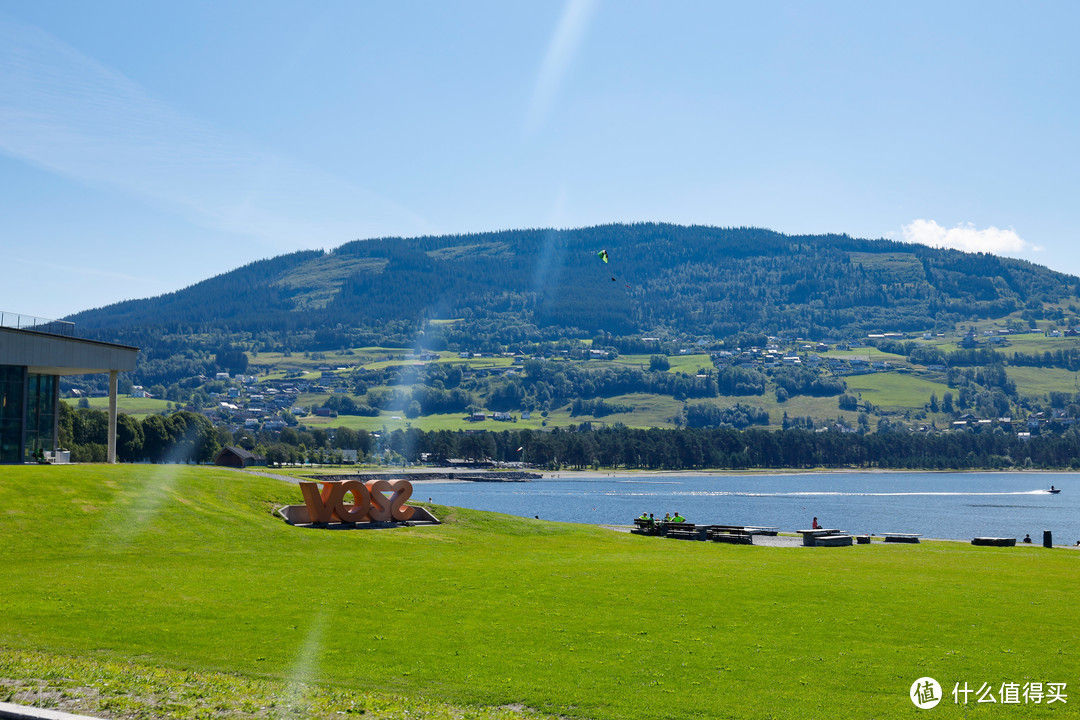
left=2, top=1, right=1079, bottom=320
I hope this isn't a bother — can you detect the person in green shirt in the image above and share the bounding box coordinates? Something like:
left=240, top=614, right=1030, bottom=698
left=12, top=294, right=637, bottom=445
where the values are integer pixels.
left=671, top=512, right=686, bottom=523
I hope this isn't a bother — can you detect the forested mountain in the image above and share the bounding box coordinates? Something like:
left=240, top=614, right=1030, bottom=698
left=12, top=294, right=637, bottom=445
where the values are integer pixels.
left=69, top=223, right=1079, bottom=350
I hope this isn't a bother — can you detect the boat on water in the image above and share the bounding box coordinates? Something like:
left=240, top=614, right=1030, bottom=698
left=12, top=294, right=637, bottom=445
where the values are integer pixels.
left=1049, top=486, right=1062, bottom=494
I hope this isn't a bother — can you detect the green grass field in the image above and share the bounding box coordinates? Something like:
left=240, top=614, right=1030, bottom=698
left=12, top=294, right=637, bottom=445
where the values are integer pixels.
left=1, top=466, right=1077, bottom=719
left=1007, top=366, right=1080, bottom=400
left=301, top=411, right=549, bottom=433
left=844, top=373, right=951, bottom=410
left=610, top=353, right=713, bottom=374
left=62, top=396, right=172, bottom=418
left=993, top=334, right=1080, bottom=356
left=821, top=347, right=908, bottom=362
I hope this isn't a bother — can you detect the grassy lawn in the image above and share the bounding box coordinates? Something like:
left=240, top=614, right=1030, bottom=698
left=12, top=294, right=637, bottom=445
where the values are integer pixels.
left=2, top=466, right=1077, bottom=719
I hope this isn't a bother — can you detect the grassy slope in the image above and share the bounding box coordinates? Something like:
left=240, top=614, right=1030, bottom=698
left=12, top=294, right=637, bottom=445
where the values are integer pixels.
left=1, top=466, right=1078, bottom=719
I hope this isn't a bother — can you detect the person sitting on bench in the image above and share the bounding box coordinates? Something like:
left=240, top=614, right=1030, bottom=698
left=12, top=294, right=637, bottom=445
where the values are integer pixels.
left=671, top=512, right=686, bottom=523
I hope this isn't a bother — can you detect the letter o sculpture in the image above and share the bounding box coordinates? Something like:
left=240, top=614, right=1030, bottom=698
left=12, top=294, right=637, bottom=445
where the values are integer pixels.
left=333, top=480, right=371, bottom=522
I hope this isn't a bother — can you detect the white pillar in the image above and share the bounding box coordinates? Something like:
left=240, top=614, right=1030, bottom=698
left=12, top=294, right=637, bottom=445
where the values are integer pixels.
left=108, top=370, right=118, bottom=463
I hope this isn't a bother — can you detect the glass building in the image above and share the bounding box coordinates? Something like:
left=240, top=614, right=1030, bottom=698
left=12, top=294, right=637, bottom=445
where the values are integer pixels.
left=0, top=317, right=138, bottom=464
left=0, top=367, right=58, bottom=463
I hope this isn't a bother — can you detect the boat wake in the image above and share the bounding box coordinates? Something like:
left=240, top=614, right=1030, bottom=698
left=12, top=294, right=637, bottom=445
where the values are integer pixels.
left=606, top=489, right=1052, bottom=498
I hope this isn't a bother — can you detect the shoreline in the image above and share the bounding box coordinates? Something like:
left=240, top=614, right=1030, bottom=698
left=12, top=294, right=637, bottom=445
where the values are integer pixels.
left=539, top=467, right=1075, bottom=480
left=248, top=466, right=1075, bottom=484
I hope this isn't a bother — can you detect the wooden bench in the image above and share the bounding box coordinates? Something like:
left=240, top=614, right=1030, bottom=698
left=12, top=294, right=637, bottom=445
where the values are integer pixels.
left=882, top=533, right=921, bottom=544
left=709, top=532, right=752, bottom=545
left=855, top=534, right=871, bottom=544
left=706, top=526, right=751, bottom=541
left=631, top=517, right=661, bottom=535
left=814, top=534, right=853, bottom=547
left=706, top=524, right=777, bottom=536
left=972, top=537, right=1017, bottom=547
left=662, top=523, right=704, bottom=540
left=797, top=529, right=841, bottom=546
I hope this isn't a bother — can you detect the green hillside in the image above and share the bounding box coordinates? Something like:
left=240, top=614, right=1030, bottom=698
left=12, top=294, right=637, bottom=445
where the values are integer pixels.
left=51, top=224, right=1080, bottom=450
left=68, top=223, right=1080, bottom=347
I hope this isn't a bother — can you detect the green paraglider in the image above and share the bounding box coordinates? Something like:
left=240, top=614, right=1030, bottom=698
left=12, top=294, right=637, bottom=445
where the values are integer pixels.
left=597, top=249, right=616, bottom=280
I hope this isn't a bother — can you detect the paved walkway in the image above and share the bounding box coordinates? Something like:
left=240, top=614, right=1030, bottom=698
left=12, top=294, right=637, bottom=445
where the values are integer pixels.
left=0, top=701, right=102, bottom=720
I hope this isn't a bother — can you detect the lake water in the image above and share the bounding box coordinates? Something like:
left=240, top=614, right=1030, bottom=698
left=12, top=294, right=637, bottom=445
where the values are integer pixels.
left=420, top=472, right=1079, bottom=543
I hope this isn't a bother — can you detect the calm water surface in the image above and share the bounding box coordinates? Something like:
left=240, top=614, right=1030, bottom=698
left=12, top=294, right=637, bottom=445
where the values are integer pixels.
left=421, top=472, right=1079, bottom=543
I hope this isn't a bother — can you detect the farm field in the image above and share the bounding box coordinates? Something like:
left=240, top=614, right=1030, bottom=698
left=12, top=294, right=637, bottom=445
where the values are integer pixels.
left=1007, top=366, right=1080, bottom=400
left=300, top=410, right=547, bottom=433
left=819, top=347, right=907, bottom=363
left=62, top=396, right=172, bottom=418
left=1, top=466, right=1077, bottom=719
left=609, top=353, right=713, bottom=374
left=844, top=372, right=951, bottom=410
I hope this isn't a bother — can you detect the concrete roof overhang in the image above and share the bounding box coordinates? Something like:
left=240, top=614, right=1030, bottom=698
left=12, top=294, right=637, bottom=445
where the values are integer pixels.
left=0, top=326, right=139, bottom=376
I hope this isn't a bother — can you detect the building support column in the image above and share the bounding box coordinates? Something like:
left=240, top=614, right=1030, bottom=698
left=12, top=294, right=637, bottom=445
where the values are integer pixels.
left=108, top=370, right=118, bottom=464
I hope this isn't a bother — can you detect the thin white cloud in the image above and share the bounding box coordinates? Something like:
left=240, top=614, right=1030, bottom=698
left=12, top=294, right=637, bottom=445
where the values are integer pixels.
left=901, top=219, right=1040, bottom=255
left=10, top=256, right=148, bottom=285
left=0, top=15, right=431, bottom=249
left=525, top=0, right=600, bottom=136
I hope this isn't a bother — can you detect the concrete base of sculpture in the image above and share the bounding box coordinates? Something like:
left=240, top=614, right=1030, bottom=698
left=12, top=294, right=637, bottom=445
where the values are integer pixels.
left=278, top=504, right=440, bottom=528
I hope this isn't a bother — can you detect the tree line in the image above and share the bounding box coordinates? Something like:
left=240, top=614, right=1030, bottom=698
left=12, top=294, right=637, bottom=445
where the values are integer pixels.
left=62, top=403, right=1080, bottom=471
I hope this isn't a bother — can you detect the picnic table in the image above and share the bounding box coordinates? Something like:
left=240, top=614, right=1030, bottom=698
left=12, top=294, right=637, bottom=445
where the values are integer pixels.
left=706, top=526, right=753, bottom=544
left=971, top=537, right=1016, bottom=547
left=796, top=528, right=841, bottom=546
left=628, top=520, right=777, bottom=545
left=707, top=524, right=778, bottom=535
left=631, top=517, right=661, bottom=536
left=663, top=523, right=706, bottom=540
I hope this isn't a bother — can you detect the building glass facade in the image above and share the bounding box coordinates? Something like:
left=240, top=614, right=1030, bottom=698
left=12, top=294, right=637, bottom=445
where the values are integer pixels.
left=25, top=373, right=57, bottom=461
left=0, top=365, right=26, bottom=464
left=0, top=366, right=58, bottom=463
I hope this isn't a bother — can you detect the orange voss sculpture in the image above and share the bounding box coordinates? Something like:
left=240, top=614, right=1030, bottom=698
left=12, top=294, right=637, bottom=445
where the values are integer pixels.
left=298, top=479, right=415, bottom=523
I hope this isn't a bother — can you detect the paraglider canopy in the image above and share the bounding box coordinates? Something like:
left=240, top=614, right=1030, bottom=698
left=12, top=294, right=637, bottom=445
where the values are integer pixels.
left=597, top=249, right=609, bottom=263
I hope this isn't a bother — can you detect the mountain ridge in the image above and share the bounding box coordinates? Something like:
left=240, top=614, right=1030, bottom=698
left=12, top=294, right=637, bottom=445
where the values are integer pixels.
left=68, top=223, right=1080, bottom=348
